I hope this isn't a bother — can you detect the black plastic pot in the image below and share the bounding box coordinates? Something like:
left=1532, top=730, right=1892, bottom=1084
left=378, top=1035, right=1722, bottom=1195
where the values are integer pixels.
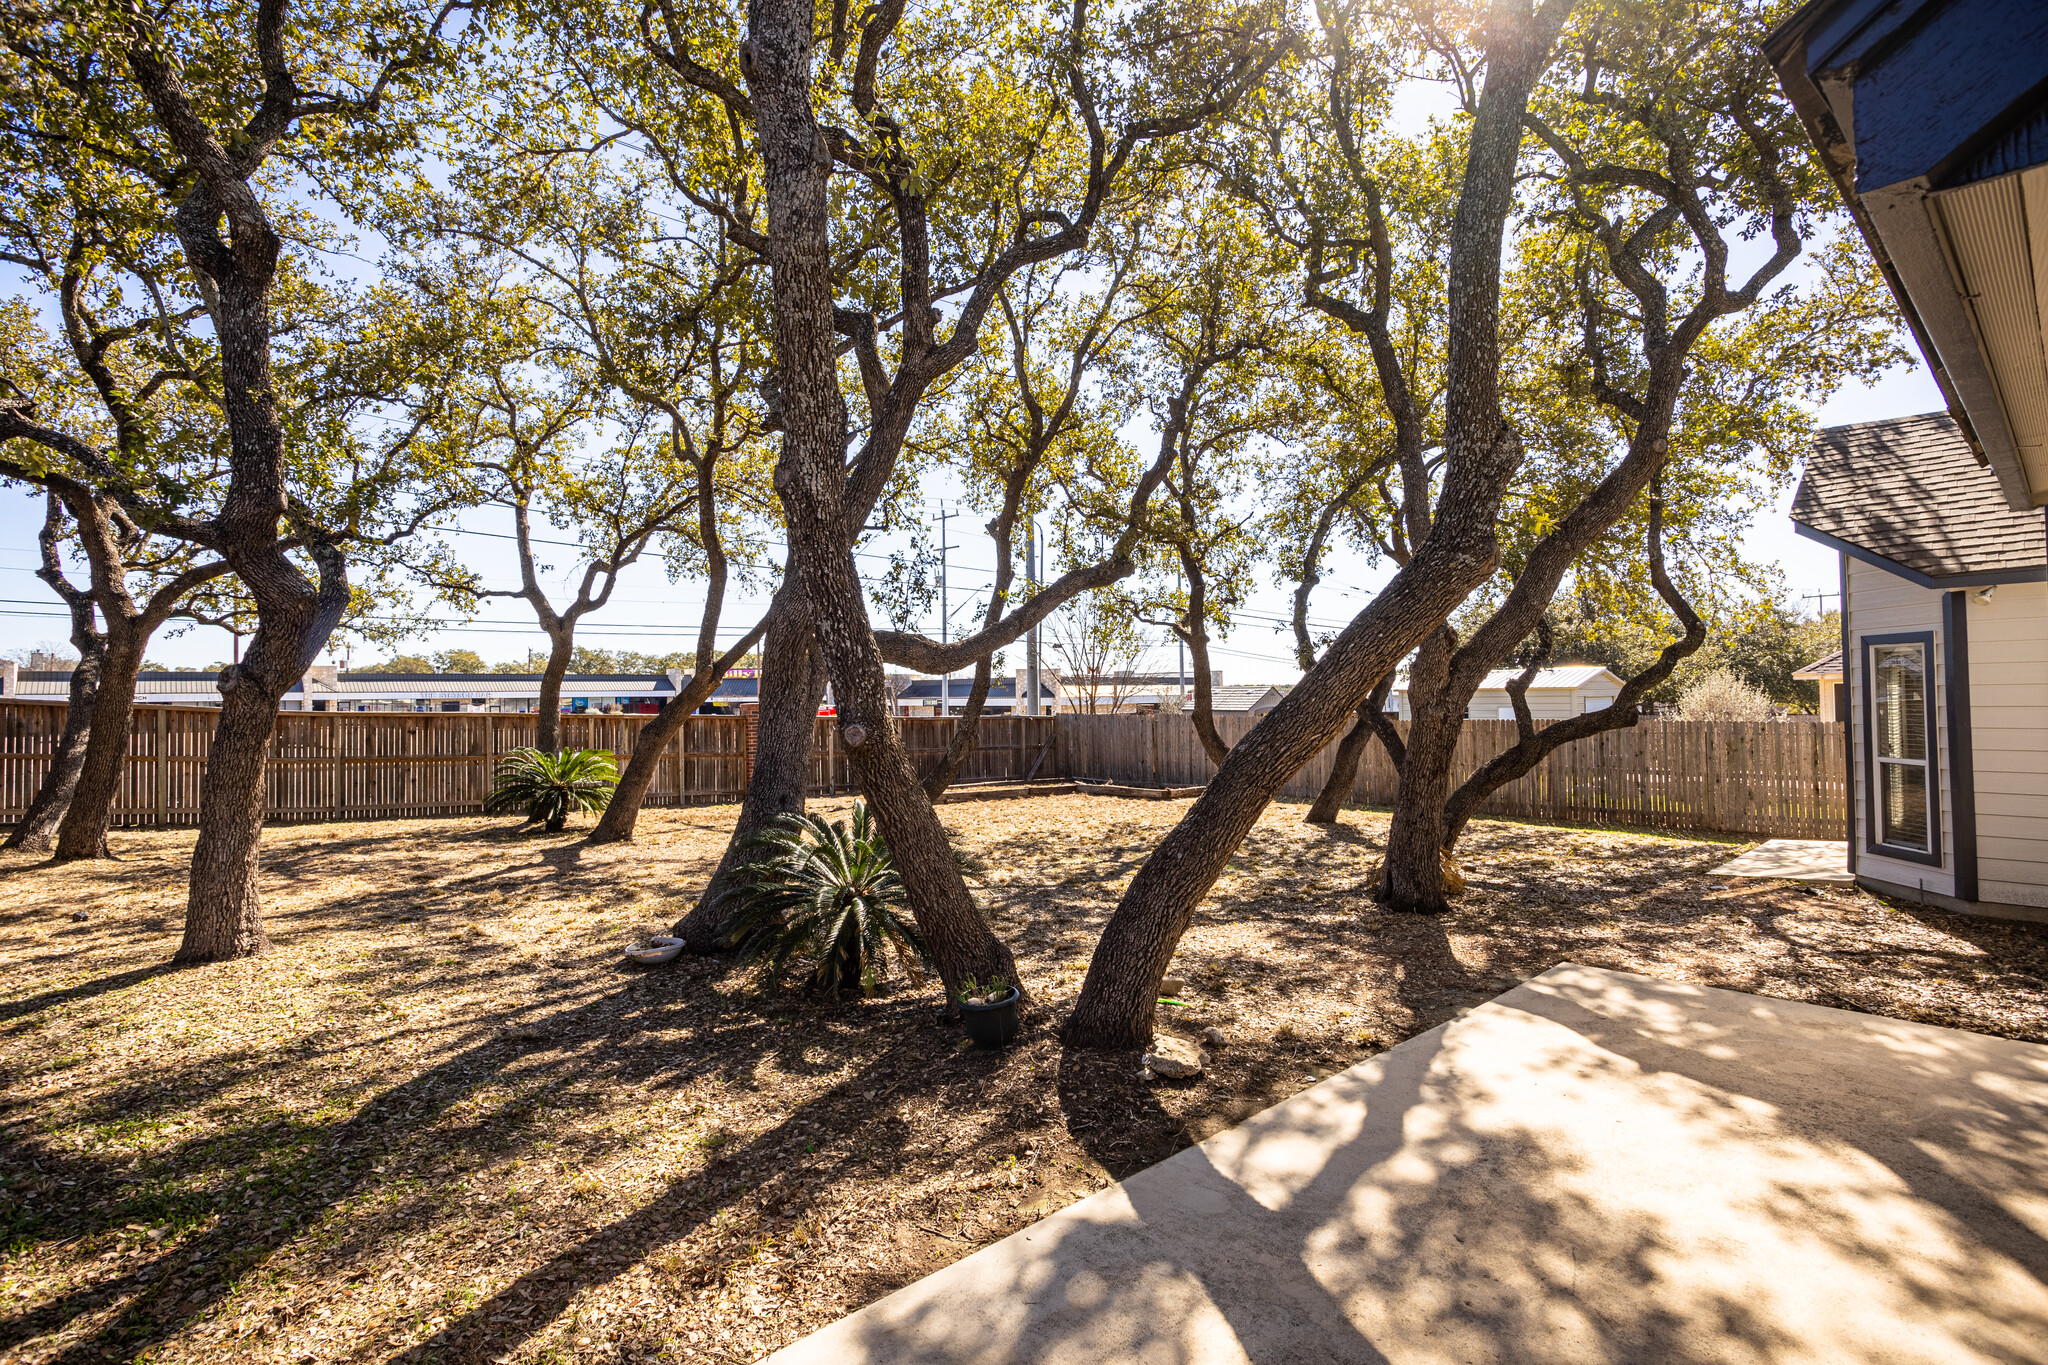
left=960, top=986, right=1022, bottom=1048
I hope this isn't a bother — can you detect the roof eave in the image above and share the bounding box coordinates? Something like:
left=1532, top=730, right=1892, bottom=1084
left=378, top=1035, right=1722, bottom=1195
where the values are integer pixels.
left=1764, top=1, right=2041, bottom=512
left=1792, top=516, right=2048, bottom=587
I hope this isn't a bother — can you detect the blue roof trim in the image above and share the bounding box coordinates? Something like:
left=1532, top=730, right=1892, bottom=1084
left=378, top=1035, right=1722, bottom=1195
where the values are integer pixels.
left=1844, top=0, right=2048, bottom=191
left=1942, top=98, right=2048, bottom=186
left=1806, top=0, right=1934, bottom=74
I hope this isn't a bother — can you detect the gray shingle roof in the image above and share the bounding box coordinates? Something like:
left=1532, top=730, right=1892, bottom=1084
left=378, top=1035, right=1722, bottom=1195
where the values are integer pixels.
left=1207, top=685, right=1282, bottom=712
left=1791, top=412, right=2046, bottom=583
left=1794, top=650, right=1844, bottom=679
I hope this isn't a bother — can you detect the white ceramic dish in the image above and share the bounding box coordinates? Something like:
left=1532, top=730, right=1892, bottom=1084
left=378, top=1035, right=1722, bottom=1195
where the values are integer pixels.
left=626, top=936, right=684, bottom=965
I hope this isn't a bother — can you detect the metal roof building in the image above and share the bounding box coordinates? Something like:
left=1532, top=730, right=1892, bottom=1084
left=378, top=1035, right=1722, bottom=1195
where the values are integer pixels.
left=0, top=666, right=732, bottom=714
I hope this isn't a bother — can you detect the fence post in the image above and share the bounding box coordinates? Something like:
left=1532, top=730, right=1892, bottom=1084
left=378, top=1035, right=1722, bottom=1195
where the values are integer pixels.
left=665, top=714, right=681, bottom=808
left=332, top=713, right=344, bottom=820
left=155, top=707, right=169, bottom=826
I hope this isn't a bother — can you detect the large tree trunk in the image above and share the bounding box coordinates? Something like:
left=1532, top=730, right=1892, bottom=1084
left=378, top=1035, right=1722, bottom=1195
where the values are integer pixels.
left=747, top=0, right=1019, bottom=1005
left=1380, top=699, right=1465, bottom=911
left=52, top=630, right=147, bottom=861
left=671, top=601, right=826, bottom=946
left=176, top=675, right=281, bottom=960
left=1379, top=627, right=1464, bottom=911
left=177, top=551, right=345, bottom=963
left=534, top=627, right=573, bottom=752
left=5, top=648, right=101, bottom=853
left=176, top=552, right=347, bottom=963
left=1383, top=434, right=1689, bottom=906
left=1063, top=0, right=1575, bottom=1049
left=121, top=22, right=353, bottom=962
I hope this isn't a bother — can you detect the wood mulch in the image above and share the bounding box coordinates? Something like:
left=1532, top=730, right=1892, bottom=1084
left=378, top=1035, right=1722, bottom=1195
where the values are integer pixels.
left=2, top=794, right=2044, bottom=1364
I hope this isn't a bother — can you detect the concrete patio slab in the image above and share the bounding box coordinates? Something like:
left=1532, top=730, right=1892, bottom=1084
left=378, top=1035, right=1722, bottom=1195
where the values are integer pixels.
left=766, top=964, right=2048, bottom=1365
left=1709, top=838, right=1854, bottom=883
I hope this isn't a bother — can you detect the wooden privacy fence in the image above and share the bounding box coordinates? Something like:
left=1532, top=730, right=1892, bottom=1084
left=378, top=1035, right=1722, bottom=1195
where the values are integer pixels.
left=0, top=697, right=1841, bottom=838
left=1060, top=712, right=1847, bottom=840
left=0, top=700, right=1062, bottom=827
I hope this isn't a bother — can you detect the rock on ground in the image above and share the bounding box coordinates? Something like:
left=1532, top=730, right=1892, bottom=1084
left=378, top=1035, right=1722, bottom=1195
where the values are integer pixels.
left=1143, top=1035, right=1209, bottom=1079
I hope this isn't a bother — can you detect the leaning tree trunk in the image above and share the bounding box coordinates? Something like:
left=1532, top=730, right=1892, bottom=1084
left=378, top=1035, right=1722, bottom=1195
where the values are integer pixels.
left=1438, top=492, right=1705, bottom=850
left=921, top=655, right=994, bottom=799
left=1062, top=0, right=1574, bottom=1049
left=1305, top=671, right=1399, bottom=824
left=1062, top=510, right=1508, bottom=1046
left=1306, top=709, right=1374, bottom=824
left=534, top=627, right=573, bottom=753
left=746, top=0, right=1020, bottom=1005
left=5, top=647, right=102, bottom=853
left=585, top=624, right=769, bottom=846
left=671, top=604, right=827, bottom=947
left=800, top=544, right=1019, bottom=1003
left=53, top=629, right=149, bottom=861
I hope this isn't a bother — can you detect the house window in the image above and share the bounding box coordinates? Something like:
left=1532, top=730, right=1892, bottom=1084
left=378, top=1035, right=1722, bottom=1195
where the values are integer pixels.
left=1862, top=634, right=1940, bottom=862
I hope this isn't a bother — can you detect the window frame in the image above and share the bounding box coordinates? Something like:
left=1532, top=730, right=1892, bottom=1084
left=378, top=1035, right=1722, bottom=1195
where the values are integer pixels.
left=1859, top=630, right=1943, bottom=867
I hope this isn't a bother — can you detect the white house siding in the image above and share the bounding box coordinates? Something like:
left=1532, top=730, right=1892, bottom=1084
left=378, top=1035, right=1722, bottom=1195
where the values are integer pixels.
left=1843, top=556, right=1955, bottom=898
left=1468, top=682, right=1621, bottom=721
left=1969, top=579, right=2048, bottom=907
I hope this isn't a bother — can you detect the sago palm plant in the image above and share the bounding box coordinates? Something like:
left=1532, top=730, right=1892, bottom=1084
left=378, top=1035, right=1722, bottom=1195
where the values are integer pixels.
left=718, top=803, right=930, bottom=999
left=484, top=747, right=618, bottom=832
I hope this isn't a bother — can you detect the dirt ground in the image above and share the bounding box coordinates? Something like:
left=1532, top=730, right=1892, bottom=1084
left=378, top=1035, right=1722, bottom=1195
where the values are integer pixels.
left=2, top=793, right=2045, bottom=1365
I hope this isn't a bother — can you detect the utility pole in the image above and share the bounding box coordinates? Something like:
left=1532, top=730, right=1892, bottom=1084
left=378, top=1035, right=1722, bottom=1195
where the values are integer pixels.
left=1176, top=565, right=1186, bottom=710
left=1026, top=515, right=1041, bottom=716
left=935, top=505, right=957, bottom=717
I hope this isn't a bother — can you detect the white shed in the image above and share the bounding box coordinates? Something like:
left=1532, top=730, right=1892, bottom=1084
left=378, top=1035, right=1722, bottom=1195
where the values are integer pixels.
left=1793, top=650, right=1845, bottom=721
left=1387, top=664, right=1624, bottom=723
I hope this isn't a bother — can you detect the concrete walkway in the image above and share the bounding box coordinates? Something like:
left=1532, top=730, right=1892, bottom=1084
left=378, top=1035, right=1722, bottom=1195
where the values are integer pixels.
left=1709, top=838, right=1854, bottom=883
left=767, top=965, right=2048, bottom=1365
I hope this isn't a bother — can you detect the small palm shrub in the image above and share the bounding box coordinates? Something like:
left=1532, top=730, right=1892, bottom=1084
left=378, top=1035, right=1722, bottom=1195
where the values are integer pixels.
left=718, top=803, right=930, bottom=999
left=484, top=747, right=619, bottom=832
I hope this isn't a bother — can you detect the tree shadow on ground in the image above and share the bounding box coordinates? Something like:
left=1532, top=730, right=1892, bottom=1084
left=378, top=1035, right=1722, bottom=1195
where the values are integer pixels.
left=0, top=963, right=186, bottom=1026
left=808, top=968, right=2048, bottom=1364
left=1, top=954, right=1095, bottom=1364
